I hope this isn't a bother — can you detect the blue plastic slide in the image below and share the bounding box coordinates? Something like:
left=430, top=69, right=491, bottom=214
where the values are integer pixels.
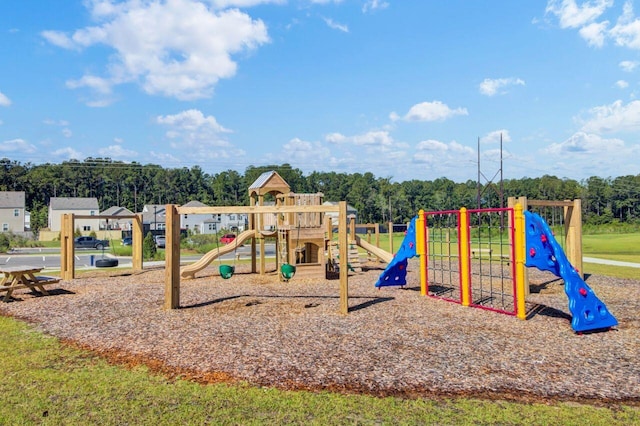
left=375, top=216, right=418, bottom=288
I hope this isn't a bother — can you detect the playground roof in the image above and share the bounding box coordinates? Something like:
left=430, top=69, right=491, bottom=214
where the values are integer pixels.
left=248, top=171, right=290, bottom=197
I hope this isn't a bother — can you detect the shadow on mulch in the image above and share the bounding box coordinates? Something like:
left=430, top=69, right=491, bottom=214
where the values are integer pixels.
left=349, top=296, right=395, bottom=312
left=4, top=288, right=75, bottom=303
left=181, top=295, right=247, bottom=309
left=526, top=304, right=572, bottom=321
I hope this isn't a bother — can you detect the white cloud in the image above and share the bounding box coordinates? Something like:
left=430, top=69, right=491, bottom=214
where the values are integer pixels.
left=579, top=99, right=640, bottom=133
left=323, top=17, right=349, bottom=32
left=66, top=75, right=113, bottom=95
left=98, top=144, right=138, bottom=158
left=412, top=138, right=474, bottom=165
left=615, top=79, right=629, bottom=88
left=52, top=147, right=83, bottom=160
left=42, top=0, right=270, bottom=101
left=157, top=109, right=231, bottom=133
left=579, top=20, right=609, bottom=46
left=609, top=1, right=640, bottom=49
left=156, top=109, right=243, bottom=161
left=0, top=91, right=11, bottom=107
left=362, top=0, right=389, bottom=13
left=0, top=138, right=37, bottom=154
left=545, top=0, right=613, bottom=29
left=390, top=101, right=468, bottom=122
left=325, top=130, right=393, bottom=146
left=620, top=60, right=639, bottom=71
left=278, top=137, right=331, bottom=162
left=481, top=129, right=512, bottom=144
left=479, top=77, right=525, bottom=96
left=544, top=131, right=623, bottom=154
left=62, top=128, right=73, bottom=138
left=210, top=0, right=285, bottom=8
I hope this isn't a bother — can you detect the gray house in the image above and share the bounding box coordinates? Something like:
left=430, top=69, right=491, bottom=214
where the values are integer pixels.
left=0, top=191, right=26, bottom=232
left=100, top=206, right=136, bottom=230
left=48, top=197, right=100, bottom=232
left=141, top=204, right=166, bottom=231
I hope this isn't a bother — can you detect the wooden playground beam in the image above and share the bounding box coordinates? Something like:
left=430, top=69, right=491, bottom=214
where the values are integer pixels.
left=59, top=213, right=144, bottom=280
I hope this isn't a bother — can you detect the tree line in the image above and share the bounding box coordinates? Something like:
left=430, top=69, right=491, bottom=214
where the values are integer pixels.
left=1, top=158, right=638, bottom=234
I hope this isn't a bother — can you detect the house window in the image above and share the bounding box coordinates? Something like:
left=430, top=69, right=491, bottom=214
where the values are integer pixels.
left=230, top=215, right=236, bottom=220
left=208, top=223, right=216, bottom=231
left=13, top=209, right=19, bottom=217
left=90, top=211, right=95, bottom=216
left=2, top=223, right=8, bottom=231
left=83, top=226, right=91, bottom=231
left=185, top=224, right=189, bottom=229
left=157, top=223, right=166, bottom=230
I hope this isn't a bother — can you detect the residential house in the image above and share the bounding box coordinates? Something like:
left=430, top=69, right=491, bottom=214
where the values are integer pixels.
left=181, top=200, right=248, bottom=235
left=323, top=201, right=358, bottom=224
left=0, top=191, right=26, bottom=232
left=48, top=197, right=100, bottom=232
left=99, top=206, right=136, bottom=230
left=141, top=204, right=166, bottom=233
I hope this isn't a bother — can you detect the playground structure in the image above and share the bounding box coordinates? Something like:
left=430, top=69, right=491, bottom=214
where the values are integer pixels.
left=59, top=213, right=144, bottom=280
left=375, top=202, right=617, bottom=333
left=180, top=171, right=333, bottom=281
left=165, top=200, right=351, bottom=313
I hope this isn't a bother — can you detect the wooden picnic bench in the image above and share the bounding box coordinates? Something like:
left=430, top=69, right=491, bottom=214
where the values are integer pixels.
left=0, top=266, right=60, bottom=302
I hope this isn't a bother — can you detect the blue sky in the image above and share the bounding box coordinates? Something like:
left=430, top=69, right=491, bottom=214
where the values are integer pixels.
left=1, top=0, right=640, bottom=183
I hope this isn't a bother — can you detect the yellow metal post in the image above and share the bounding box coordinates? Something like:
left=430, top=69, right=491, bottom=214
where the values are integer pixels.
left=514, top=204, right=527, bottom=320
left=459, top=208, right=470, bottom=307
left=416, top=210, right=428, bottom=296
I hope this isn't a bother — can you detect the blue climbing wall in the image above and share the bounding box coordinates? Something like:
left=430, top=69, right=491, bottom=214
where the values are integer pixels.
left=524, top=211, right=618, bottom=333
left=375, top=216, right=418, bottom=288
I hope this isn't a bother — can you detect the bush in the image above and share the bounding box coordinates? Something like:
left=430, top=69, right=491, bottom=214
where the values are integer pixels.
left=143, top=232, right=157, bottom=260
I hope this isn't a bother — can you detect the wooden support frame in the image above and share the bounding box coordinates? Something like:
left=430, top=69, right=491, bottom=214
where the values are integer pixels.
left=60, top=213, right=144, bottom=280
left=165, top=202, right=350, bottom=314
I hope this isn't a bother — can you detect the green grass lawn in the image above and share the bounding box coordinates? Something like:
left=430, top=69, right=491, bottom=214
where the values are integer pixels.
left=0, top=316, right=636, bottom=425
left=582, top=233, right=640, bottom=264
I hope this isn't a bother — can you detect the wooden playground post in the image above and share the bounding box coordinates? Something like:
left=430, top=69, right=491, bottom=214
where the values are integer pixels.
left=388, top=221, right=393, bottom=253
left=565, top=199, right=583, bottom=277
left=164, top=204, right=180, bottom=310
left=132, top=214, right=143, bottom=271
left=60, top=213, right=75, bottom=280
left=338, top=201, right=349, bottom=315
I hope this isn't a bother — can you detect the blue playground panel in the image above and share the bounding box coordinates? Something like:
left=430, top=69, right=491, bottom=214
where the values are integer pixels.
left=375, top=216, right=418, bottom=288
left=524, top=211, right=618, bottom=333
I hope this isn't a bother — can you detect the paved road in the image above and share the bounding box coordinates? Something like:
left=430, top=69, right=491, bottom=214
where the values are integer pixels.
left=584, top=257, right=640, bottom=269
left=1, top=244, right=276, bottom=271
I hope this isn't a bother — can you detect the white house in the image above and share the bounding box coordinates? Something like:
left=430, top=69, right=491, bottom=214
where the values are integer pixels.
left=181, top=200, right=248, bottom=234
left=48, top=197, right=99, bottom=232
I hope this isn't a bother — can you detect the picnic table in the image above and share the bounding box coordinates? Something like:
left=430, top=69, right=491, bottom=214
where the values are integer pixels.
left=0, top=266, right=60, bottom=302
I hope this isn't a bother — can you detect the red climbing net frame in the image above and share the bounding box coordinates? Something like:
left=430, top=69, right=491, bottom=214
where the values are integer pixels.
left=424, top=208, right=517, bottom=316
left=466, top=208, right=517, bottom=316
left=423, top=210, right=464, bottom=304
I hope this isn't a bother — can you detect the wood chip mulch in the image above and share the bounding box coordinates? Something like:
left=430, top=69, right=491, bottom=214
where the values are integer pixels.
left=0, top=260, right=638, bottom=406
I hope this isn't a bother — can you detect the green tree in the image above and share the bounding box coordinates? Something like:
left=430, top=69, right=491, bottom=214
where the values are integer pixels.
left=143, top=232, right=157, bottom=260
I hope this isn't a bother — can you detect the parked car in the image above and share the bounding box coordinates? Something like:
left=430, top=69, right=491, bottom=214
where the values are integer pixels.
left=220, top=233, right=236, bottom=244
left=74, top=236, right=109, bottom=250
left=154, top=235, right=166, bottom=248
left=122, top=237, right=132, bottom=246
